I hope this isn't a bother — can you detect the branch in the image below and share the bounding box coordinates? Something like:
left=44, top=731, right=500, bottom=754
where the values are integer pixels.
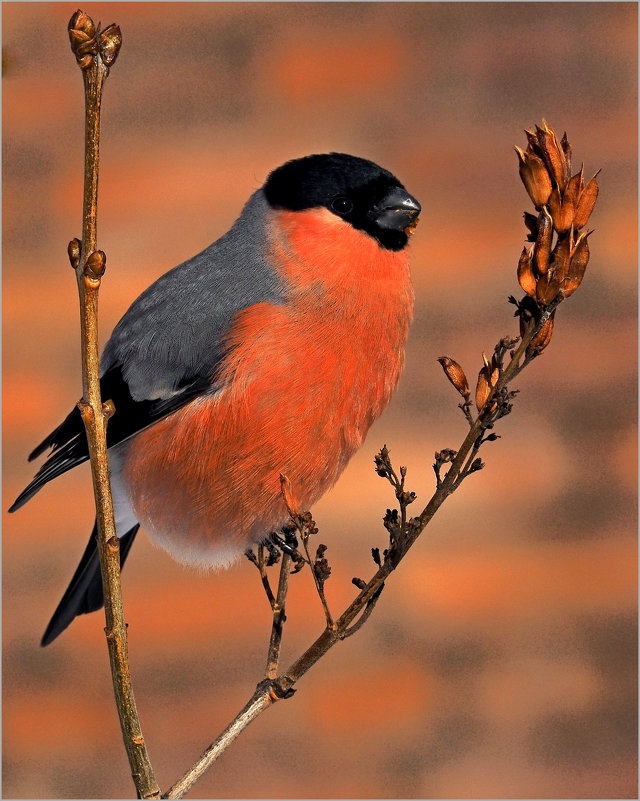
left=265, top=552, right=293, bottom=680
left=67, top=11, right=160, bottom=799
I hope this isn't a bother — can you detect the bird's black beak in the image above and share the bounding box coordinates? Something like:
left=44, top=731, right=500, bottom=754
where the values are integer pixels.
left=369, top=187, right=421, bottom=233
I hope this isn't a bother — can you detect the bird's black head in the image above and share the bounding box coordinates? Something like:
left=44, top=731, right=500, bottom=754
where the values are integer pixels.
left=264, top=153, right=421, bottom=251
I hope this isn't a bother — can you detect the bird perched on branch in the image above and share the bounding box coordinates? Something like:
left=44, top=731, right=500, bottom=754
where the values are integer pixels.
left=9, top=153, right=421, bottom=645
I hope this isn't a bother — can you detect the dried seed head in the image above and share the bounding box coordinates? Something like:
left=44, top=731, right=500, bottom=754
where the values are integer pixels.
left=475, top=369, right=490, bottom=413
left=536, top=121, right=569, bottom=192
left=475, top=353, right=499, bottom=412
left=562, top=232, right=591, bottom=297
left=515, top=146, right=552, bottom=208
left=534, top=206, right=553, bottom=275
left=437, top=356, right=469, bottom=396
left=535, top=270, right=562, bottom=306
left=548, top=186, right=575, bottom=234
left=524, top=129, right=544, bottom=159
left=517, top=246, right=537, bottom=297
left=573, top=172, right=600, bottom=229
left=550, top=233, right=572, bottom=283
left=528, top=311, right=555, bottom=355
left=564, top=170, right=583, bottom=207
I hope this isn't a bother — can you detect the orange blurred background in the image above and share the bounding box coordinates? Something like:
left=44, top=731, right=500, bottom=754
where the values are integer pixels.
left=2, top=2, right=637, bottom=798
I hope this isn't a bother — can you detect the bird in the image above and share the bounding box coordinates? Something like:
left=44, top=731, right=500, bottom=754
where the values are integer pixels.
left=9, top=152, right=421, bottom=646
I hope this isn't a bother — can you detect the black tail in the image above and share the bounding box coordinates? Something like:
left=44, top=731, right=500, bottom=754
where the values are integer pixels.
left=41, top=522, right=139, bottom=646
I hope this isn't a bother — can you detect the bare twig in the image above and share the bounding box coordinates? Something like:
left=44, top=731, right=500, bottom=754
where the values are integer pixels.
left=68, top=11, right=159, bottom=799
left=265, top=552, right=292, bottom=679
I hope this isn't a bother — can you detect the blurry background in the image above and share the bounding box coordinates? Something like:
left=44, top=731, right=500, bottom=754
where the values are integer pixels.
left=2, top=3, right=637, bottom=798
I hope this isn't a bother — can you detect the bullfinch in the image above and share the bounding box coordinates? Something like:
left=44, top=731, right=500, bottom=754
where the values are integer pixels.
left=9, top=152, right=421, bottom=646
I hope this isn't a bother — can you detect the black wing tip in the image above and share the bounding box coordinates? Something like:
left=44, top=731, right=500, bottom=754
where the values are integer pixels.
left=40, top=622, right=62, bottom=647
left=8, top=473, right=50, bottom=513
left=8, top=489, right=32, bottom=514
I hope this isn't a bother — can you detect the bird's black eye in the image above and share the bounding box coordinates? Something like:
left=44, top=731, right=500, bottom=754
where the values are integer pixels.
left=330, top=196, right=354, bottom=215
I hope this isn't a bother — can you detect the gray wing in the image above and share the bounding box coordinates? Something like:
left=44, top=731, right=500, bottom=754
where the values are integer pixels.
left=10, top=190, right=286, bottom=512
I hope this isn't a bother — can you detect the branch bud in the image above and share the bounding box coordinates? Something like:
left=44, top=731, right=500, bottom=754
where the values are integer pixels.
left=67, top=238, right=81, bottom=269
left=99, top=24, right=122, bottom=67
left=84, top=249, right=106, bottom=279
left=68, top=10, right=98, bottom=69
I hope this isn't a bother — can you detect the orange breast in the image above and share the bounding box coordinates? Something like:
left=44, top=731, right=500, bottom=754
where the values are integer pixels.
left=124, top=209, right=414, bottom=567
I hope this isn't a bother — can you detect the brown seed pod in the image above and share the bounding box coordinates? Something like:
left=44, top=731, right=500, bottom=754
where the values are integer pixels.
left=528, top=311, right=555, bottom=355
left=515, top=147, right=552, bottom=208
left=573, top=172, right=600, bottom=229
left=475, top=367, right=491, bottom=412
left=517, top=246, right=537, bottom=297
left=536, top=269, right=562, bottom=306
left=437, top=357, right=470, bottom=397
left=534, top=207, right=553, bottom=275
left=475, top=353, right=499, bottom=412
left=536, top=122, right=569, bottom=192
left=562, top=232, right=591, bottom=297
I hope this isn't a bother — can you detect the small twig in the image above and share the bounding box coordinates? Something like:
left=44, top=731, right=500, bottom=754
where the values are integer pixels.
left=301, top=537, right=334, bottom=628
left=340, top=584, right=385, bottom=640
left=265, top=552, right=292, bottom=679
left=68, top=11, right=159, bottom=799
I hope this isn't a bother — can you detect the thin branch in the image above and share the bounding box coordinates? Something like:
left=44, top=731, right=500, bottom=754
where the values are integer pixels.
left=265, top=552, right=292, bottom=679
left=301, top=537, right=334, bottom=629
left=67, top=11, right=160, bottom=799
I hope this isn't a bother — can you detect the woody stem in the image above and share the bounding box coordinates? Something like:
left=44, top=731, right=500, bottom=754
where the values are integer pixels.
left=71, top=13, right=159, bottom=800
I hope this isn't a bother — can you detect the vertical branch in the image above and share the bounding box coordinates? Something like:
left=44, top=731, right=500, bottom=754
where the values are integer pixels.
left=67, top=11, right=160, bottom=799
left=265, top=553, right=292, bottom=679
